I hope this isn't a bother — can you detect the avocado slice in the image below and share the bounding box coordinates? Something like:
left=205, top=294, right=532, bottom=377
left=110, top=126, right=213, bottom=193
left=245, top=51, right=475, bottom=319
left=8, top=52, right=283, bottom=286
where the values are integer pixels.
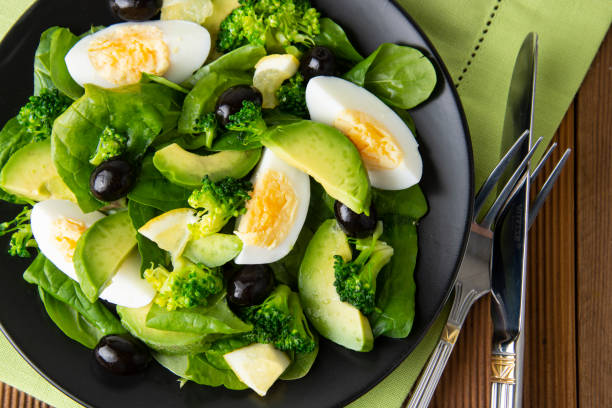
left=261, top=121, right=371, bottom=215
left=298, top=219, right=374, bottom=352
left=0, top=139, right=75, bottom=202
left=153, top=143, right=261, bottom=188
left=74, top=211, right=137, bottom=302
left=117, top=304, right=211, bottom=354
left=183, top=233, right=243, bottom=267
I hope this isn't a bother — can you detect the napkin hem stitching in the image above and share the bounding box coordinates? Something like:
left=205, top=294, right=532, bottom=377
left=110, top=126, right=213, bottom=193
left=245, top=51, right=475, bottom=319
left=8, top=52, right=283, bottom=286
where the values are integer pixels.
left=456, top=0, right=502, bottom=87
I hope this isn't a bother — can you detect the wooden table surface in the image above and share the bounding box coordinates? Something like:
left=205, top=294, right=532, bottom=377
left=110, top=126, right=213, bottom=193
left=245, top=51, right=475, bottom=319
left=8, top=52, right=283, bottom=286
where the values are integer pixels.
left=1, top=28, right=610, bottom=408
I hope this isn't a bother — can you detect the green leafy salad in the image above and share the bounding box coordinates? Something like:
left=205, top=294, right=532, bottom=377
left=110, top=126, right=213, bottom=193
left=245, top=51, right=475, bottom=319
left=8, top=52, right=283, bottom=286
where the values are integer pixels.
left=0, top=0, right=435, bottom=397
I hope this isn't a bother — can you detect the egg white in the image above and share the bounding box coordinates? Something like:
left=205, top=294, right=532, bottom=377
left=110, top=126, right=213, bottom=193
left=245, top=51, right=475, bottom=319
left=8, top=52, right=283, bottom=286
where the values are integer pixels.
left=65, top=20, right=211, bottom=89
left=306, top=76, right=423, bottom=190
left=31, top=200, right=155, bottom=307
left=234, top=149, right=310, bottom=264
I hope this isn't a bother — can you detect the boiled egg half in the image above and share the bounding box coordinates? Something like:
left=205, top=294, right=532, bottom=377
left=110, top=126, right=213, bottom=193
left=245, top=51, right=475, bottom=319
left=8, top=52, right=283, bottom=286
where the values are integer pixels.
left=31, top=200, right=155, bottom=308
left=65, top=20, right=211, bottom=89
left=234, top=149, right=310, bottom=264
left=306, top=76, right=422, bottom=190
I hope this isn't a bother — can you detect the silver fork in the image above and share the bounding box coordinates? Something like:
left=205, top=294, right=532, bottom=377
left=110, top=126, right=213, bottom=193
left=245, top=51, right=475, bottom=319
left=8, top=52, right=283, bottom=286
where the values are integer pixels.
left=406, top=134, right=569, bottom=408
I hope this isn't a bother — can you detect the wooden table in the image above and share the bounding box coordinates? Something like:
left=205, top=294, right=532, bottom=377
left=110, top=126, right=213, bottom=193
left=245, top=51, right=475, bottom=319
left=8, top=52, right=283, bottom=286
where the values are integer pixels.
left=1, top=28, right=610, bottom=408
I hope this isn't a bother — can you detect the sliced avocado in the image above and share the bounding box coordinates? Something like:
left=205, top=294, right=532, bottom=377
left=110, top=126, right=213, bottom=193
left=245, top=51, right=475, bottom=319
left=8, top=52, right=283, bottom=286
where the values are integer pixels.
left=183, top=233, right=243, bottom=267
left=74, top=211, right=137, bottom=302
left=298, top=219, right=374, bottom=352
left=117, top=304, right=210, bottom=354
left=0, top=139, right=75, bottom=202
left=262, top=121, right=371, bottom=215
left=153, top=143, right=262, bottom=188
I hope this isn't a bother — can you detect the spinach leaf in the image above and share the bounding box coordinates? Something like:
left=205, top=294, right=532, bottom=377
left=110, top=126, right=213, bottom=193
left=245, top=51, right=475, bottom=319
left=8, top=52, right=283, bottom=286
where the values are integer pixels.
left=23, top=254, right=126, bottom=336
left=203, top=337, right=252, bottom=370
left=33, top=27, right=61, bottom=94
left=128, top=200, right=169, bottom=275
left=38, top=287, right=105, bottom=349
left=187, top=353, right=248, bottom=390
left=372, top=186, right=428, bottom=220
left=182, top=44, right=267, bottom=89
left=344, top=43, right=437, bottom=109
left=49, top=28, right=83, bottom=100
left=141, top=73, right=189, bottom=94
left=279, top=333, right=318, bottom=380
left=154, top=352, right=248, bottom=390
left=368, top=185, right=428, bottom=338
left=52, top=83, right=183, bottom=212
left=314, top=18, right=363, bottom=63
left=179, top=45, right=266, bottom=134
left=128, top=155, right=191, bottom=212
left=270, top=226, right=312, bottom=288
left=369, top=219, right=418, bottom=338
left=145, top=295, right=252, bottom=335
left=209, top=131, right=263, bottom=151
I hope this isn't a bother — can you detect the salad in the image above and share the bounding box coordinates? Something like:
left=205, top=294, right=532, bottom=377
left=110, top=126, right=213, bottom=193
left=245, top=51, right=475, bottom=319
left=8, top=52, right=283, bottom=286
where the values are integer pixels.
left=0, top=0, right=436, bottom=397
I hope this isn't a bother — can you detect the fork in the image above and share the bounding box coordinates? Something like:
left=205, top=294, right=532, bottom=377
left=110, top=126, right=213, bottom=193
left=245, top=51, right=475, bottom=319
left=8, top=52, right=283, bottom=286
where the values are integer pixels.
left=406, top=134, right=569, bottom=408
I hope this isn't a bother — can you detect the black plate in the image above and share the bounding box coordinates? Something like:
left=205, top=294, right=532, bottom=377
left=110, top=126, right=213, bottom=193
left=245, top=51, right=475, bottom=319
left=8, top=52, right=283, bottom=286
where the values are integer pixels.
left=0, top=0, right=473, bottom=407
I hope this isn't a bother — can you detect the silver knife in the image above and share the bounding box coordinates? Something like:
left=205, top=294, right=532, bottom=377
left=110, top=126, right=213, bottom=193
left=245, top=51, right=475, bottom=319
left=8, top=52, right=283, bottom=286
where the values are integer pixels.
left=489, top=32, right=538, bottom=408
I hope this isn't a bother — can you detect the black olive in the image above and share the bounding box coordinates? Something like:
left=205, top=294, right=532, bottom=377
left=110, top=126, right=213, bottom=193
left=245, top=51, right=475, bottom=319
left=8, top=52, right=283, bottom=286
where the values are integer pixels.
left=227, top=265, right=275, bottom=307
left=109, top=0, right=162, bottom=21
left=215, top=85, right=263, bottom=127
left=300, top=46, right=338, bottom=82
left=94, top=334, right=151, bottom=375
left=90, top=159, right=136, bottom=202
left=334, top=200, right=378, bottom=238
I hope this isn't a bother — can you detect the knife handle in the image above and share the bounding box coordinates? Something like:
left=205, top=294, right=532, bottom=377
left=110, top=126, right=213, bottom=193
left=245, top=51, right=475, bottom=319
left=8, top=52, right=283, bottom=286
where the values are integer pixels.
left=405, top=323, right=461, bottom=408
left=490, top=340, right=521, bottom=408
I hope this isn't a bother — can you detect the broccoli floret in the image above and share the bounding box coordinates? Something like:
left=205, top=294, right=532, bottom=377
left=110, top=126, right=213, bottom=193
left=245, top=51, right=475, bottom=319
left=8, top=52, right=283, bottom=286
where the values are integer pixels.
left=225, top=100, right=268, bottom=143
left=188, top=112, right=219, bottom=149
left=17, top=88, right=72, bottom=141
left=0, top=207, right=37, bottom=258
left=333, top=224, right=394, bottom=314
left=144, top=258, right=224, bottom=311
left=89, top=126, right=128, bottom=166
left=217, top=0, right=321, bottom=53
left=188, top=176, right=252, bottom=236
left=276, top=72, right=307, bottom=117
left=241, top=284, right=316, bottom=353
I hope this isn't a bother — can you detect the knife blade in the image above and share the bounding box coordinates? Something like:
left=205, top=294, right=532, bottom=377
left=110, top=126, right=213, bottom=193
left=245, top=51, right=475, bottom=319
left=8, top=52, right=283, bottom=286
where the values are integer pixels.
left=490, top=32, right=538, bottom=408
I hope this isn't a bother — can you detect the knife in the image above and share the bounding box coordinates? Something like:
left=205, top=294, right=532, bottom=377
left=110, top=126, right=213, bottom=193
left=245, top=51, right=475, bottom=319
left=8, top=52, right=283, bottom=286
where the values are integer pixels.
left=489, top=32, right=538, bottom=408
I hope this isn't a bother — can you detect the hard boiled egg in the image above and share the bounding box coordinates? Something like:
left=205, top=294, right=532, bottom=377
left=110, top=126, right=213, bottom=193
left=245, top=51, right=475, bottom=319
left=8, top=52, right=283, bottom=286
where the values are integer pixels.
left=65, top=20, right=211, bottom=89
left=31, top=200, right=155, bottom=307
left=306, top=76, right=422, bottom=190
left=234, top=149, right=310, bottom=264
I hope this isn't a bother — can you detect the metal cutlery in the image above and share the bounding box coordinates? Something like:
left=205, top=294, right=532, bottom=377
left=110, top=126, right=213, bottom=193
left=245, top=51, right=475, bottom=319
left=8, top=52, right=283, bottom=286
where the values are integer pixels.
left=406, top=133, right=542, bottom=408
left=406, top=140, right=570, bottom=408
left=407, top=31, right=571, bottom=408
left=489, top=32, right=538, bottom=408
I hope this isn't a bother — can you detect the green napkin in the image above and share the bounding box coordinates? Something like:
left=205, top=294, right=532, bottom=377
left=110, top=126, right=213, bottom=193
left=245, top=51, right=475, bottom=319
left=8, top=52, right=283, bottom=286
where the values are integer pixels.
left=0, top=1, right=610, bottom=407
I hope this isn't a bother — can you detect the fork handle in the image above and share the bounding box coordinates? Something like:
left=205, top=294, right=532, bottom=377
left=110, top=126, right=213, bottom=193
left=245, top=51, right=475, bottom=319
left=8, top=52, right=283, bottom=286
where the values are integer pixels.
left=405, top=323, right=461, bottom=408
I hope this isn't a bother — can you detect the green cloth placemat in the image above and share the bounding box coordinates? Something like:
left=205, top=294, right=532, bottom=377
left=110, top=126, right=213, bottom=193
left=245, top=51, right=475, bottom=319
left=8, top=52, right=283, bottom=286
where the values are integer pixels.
left=0, top=1, right=610, bottom=407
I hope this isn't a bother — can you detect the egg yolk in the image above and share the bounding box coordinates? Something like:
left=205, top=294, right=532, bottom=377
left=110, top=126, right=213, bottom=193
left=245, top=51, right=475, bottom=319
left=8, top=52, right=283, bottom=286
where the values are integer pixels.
left=334, top=109, right=402, bottom=170
left=88, top=25, right=170, bottom=86
left=53, top=217, right=87, bottom=262
left=236, top=170, right=297, bottom=248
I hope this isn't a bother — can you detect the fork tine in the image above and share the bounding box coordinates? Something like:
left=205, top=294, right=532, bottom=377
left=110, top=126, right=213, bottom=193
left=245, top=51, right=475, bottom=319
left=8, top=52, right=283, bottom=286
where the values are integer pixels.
left=530, top=143, right=557, bottom=182
left=528, top=148, right=571, bottom=229
left=480, top=136, right=544, bottom=229
left=474, top=130, right=530, bottom=217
